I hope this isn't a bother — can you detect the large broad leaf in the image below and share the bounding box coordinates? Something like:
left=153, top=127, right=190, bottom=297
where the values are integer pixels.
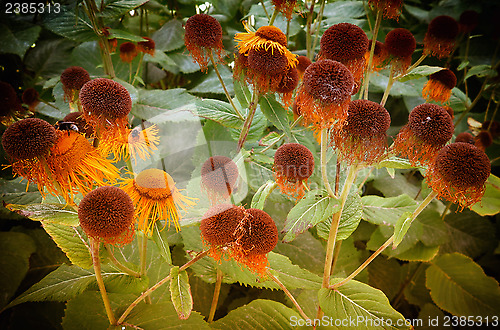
left=319, top=279, right=409, bottom=329
left=0, top=22, right=41, bottom=58
left=24, top=39, right=74, bottom=79
left=152, top=19, right=185, bottom=52
left=471, top=174, right=500, bottom=216
left=316, top=193, right=363, bottom=241
left=368, top=257, right=403, bottom=301
left=211, top=299, right=301, bottom=329
left=169, top=266, right=193, bottom=320
left=399, top=66, right=443, bottom=82
left=282, top=189, right=339, bottom=243
left=426, top=253, right=500, bottom=317
left=195, top=99, right=243, bottom=129
left=42, top=7, right=96, bottom=42
left=251, top=180, right=277, bottom=210
left=0, top=232, right=36, bottom=309
left=190, top=65, right=234, bottom=95
left=4, top=203, right=79, bottom=226
left=259, top=95, right=292, bottom=140
left=361, top=195, right=417, bottom=226
left=318, top=1, right=365, bottom=18
left=98, top=0, right=149, bottom=19
left=233, top=79, right=252, bottom=110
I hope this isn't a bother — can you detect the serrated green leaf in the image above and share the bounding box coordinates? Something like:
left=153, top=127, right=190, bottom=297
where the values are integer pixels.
left=393, top=211, right=415, bottom=247
left=195, top=99, right=243, bottom=129
left=24, top=39, right=74, bottom=79
left=152, top=224, right=172, bottom=264
left=233, top=79, right=252, bottom=109
left=361, top=195, right=417, bottom=226
left=169, top=52, right=202, bottom=74
left=98, top=0, right=149, bottom=19
left=377, top=157, right=416, bottom=169
left=318, top=1, right=365, bottom=18
left=369, top=71, right=421, bottom=97
left=190, top=65, right=234, bottom=95
left=152, top=19, right=185, bottom=52
left=465, top=64, right=496, bottom=80
left=251, top=180, right=277, bottom=210
left=283, top=189, right=339, bottom=243
left=259, top=131, right=282, bottom=147
left=392, top=243, right=439, bottom=262
left=211, top=299, right=301, bottom=329
left=42, top=7, right=96, bottom=42
left=0, top=22, right=41, bottom=58
left=316, top=193, right=362, bottom=241
left=368, top=257, right=403, bottom=300
left=259, top=95, right=292, bottom=139
left=319, top=279, right=409, bottom=330
left=4, top=203, right=79, bottom=226
left=471, top=174, right=500, bottom=216
left=107, top=28, right=147, bottom=41
left=399, top=66, right=443, bottom=82
left=169, top=266, right=193, bottom=320
left=426, top=253, right=500, bottom=317
left=132, top=88, right=197, bottom=122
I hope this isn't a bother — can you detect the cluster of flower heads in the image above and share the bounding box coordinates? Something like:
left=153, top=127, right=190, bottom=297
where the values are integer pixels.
left=0, top=81, right=34, bottom=125
left=200, top=204, right=278, bottom=276
left=118, top=37, right=156, bottom=63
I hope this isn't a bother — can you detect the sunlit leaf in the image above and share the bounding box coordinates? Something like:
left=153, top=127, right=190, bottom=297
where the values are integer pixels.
left=259, top=95, right=292, bottom=140
left=195, top=99, right=243, bottom=129
left=4, top=203, right=79, bottom=226
left=169, top=266, right=193, bottom=320
left=361, top=195, right=417, bottom=226
left=316, top=193, right=362, bottom=241
left=251, top=180, right=277, bottom=210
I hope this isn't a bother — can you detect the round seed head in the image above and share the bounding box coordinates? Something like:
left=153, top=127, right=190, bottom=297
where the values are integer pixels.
left=408, top=103, right=454, bottom=146
left=0, top=81, right=21, bottom=117
left=275, top=67, right=299, bottom=93
left=302, top=59, right=354, bottom=104
left=22, top=88, right=39, bottom=106
left=201, top=156, right=239, bottom=194
left=184, top=14, right=223, bottom=49
left=63, top=111, right=94, bottom=137
left=475, top=131, right=493, bottom=149
left=455, top=132, right=474, bottom=144
left=482, top=120, right=500, bottom=137
left=2, top=118, right=57, bottom=160
left=237, top=208, right=278, bottom=255
left=320, top=23, right=369, bottom=61
left=200, top=204, right=244, bottom=246
left=60, top=66, right=91, bottom=91
left=385, top=28, right=416, bottom=58
left=119, top=42, right=138, bottom=63
left=79, top=78, right=132, bottom=119
left=344, top=100, right=390, bottom=138
left=274, top=143, right=315, bottom=182
left=430, top=69, right=457, bottom=89
left=434, top=142, right=490, bottom=190
left=296, top=55, right=312, bottom=75
left=247, top=47, right=288, bottom=75
left=427, top=15, right=459, bottom=40
left=459, top=10, right=479, bottom=33
left=138, top=37, right=155, bottom=55
left=255, top=25, right=287, bottom=47
left=78, top=186, right=135, bottom=240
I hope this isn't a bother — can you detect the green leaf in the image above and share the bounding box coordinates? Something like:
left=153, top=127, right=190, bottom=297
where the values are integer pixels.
left=368, top=257, right=403, bottom=300
left=132, top=88, right=198, bottom=123
left=369, top=71, right=421, bottom=97
left=448, top=87, right=470, bottom=113
left=377, top=157, right=417, bottom=170
left=319, top=279, right=409, bottom=329
left=259, top=95, right=292, bottom=140
left=107, top=28, right=147, bottom=41
left=316, top=193, right=363, bottom=241
left=251, top=180, right=277, bottom=210
left=195, top=99, right=243, bottom=129
left=4, top=203, right=79, bottom=226
left=233, top=79, right=252, bottom=109
left=471, top=174, right=500, bottom=216
left=152, top=224, right=172, bottom=265
left=318, top=1, right=366, bottom=18
left=361, top=195, right=418, bottom=226
left=393, top=211, right=415, bottom=248
left=211, top=299, right=301, bottom=329
left=42, top=7, right=96, bottom=42
left=152, top=19, right=185, bottom=52
left=98, top=0, right=149, bottom=19
left=190, top=65, right=234, bottom=95
left=24, top=39, right=74, bottom=79
left=169, top=266, right=193, bottom=320
left=0, top=232, right=36, bottom=308
left=426, top=253, right=500, bottom=317
left=0, top=22, right=41, bottom=58
left=465, top=64, right=496, bottom=80
left=124, top=302, right=209, bottom=329
left=282, top=189, right=339, bottom=243
left=169, top=52, right=202, bottom=74
left=399, top=66, right=443, bottom=82
left=457, top=60, right=470, bottom=71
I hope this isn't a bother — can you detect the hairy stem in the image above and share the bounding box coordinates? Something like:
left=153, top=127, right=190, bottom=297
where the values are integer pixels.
left=208, top=268, right=224, bottom=323
left=91, top=239, right=117, bottom=325
left=320, top=129, right=335, bottom=198
left=267, top=271, right=310, bottom=321
left=237, top=90, right=260, bottom=151
left=306, top=0, right=316, bottom=60
left=269, top=8, right=279, bottom=25
left=104, top=244, right=141, bottom=278
left=380, top=64, right=396, bottom=107
left=362, top=9, right=383, bottom=99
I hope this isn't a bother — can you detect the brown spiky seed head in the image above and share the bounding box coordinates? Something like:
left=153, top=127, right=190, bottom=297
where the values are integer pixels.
left=455, top=132, right=474, bottom=144
left=201, top=156, right=239, bottom=193
left=434, top=142, right=490, bottom=190
left=238, top=208, right=278, bottom=256
left=138, top=37, right=156, bottom=54
left=60, top=66, right=91, bottom=91
left=79, top=78, right=132, bottom=119
left=428, top=15, right=459, bottom=40
left=385, top=28, right=416, bottom=58
left=78, top=186, right=135, bottom=239
left=302, top=59, right=354, bottom=104
left=275, top=67, right=299, bottom=93
left=320, top=23, right=369, bottom=61
left=430, top=69, right=457, bottom=89
left=119, top=42, right=137, bottom=54
left=247, top=47, right=288, bottom=75
left=2, top=118, right=57, bottom=160
left=22, top=88, right=39, bottom=106
left=274, top=143, right=315, bottom=182
left=184, top=14, right=223, bottom=48
left=296, top=55, right=312, bottom=74
left=200, top=204, right=244, bottom=246
left=408, top=103, right=454, bottom=146
left=345, top=100, right=391, bottom=138
left=255, top=26, right=287, bottom=47
left=475, top=131, right=493, bottom=149
left=63, top=111, right=94, bottom=137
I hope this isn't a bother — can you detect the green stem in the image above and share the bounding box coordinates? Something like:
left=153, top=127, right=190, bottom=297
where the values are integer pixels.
left=306, top=1, right=316, bottom=60
left=269, top=8, right=279, bottom=25
left=362, top=9, right=383, bottom=100
left=321, top=165, right=358, bottom=288
left=139, top=232, right=148, bottom=278
left=462, top=33, right=471, bottom=97
left=330, top=240, right=342, bottom=275
left=311, top=0, right=326, bottom=55
left=208, top=51, right=244, bottom=120
left=104, top=244, right=141, bottom=278
left=208, top=268, right=223, bottom=323
left=237, top=90, right=260, bottom=151
left=132, top=53, right=145, bottom=86
left=91, top=239, right=117, bottom=325
left=117, top=251, right=208, bottom=325
left=267, top=270, right=310, bottom=321
left=320, top=129, right=335, bottom=198
left=260, top=115, right=303, bottom=152
left=260, top=0, right=270, bottom=20
left=380, top=64, right=396, bottom=107
left=394, top=53, right=427, bottom=80
left=454, top=77, right=490, bottom=127
left=330, top=191, right=437, bottom=288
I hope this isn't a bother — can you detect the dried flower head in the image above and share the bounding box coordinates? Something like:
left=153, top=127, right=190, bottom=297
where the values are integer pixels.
left=332, top=100, right=390, bottom=165
left=274, top=67, right=299, bottom=107
left=121, top=168, right=197, bottom=234
left=384, top=28, right=416, bottom=74
left=368, top=0, right=403, bottom=20
left=475, top=131, right=493, bottom=150
left=424, top=15, right=459, bottom=59
left=482, top=120, right=500, bottom=137
left=426, top=142, right=490, bottom=209
left=271, top=0, right=298, bottom=20
left=200, top=204, right=244, bottom=247
left=22, top=88, right=40, bottom=112
left=366, top=40, right=388, bottom=71
left=184, top=14, right=224, bottom=71
left=459, top=10, right=479, bottom=33
left=296, top=55, right=312, bottom=78
left=63, top=111, right=94, bottom=138
left=274, top=143, right=315, bottom=199
left=201, top=156, right=239, bottom=203
left=119, top=42, right=138, bottom=63
left=60, top=66, right=91, bottom=103
left=295, top=59, right=354, bottom=129
left=138, top=37, right=155, bottom=56
left=78, top=186, right=135, bottom=245
left=0, top=81, right=24, bottom=125
left=319, top=23, right=369, bottom=82
left=101, top=27, right=117, bottom=52
left=247, top=46, right=289, bottom=93
left=422, top=69, right=457, bottom=103
left=455, top=132, right=474, bottom=144
left=393, top=103, right=454, bottom=166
